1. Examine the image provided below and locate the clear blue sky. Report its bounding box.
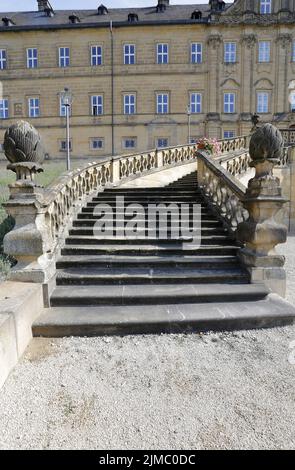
[0,0,205,13]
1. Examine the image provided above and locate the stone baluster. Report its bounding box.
[237,123,288,296]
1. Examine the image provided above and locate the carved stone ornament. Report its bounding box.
[207,34,222,49]
[241,34,257,49]
[3,120,45,183]
[237,124,287,273]
[276,33,292,49]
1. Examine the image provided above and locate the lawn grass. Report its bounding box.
[0,158,89,280]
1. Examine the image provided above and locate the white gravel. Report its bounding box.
[0,239,295,450]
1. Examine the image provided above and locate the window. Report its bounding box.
[224,93,235,113]
[191,43,202,64]
[27,48,38,68]
[91,45,102,66]
[258,41,270,62]
[223,130,235,139]
[292,42,295,62]
[157,138,169,148]
[59,47,70,67]
[124,44,135,65]
[91,95,103,116]
[260,0,271,14]
[0,49,7,70]
[123,138,137,149]
[224,42,236,63]
[90,138,104,150]
[157,43,169,64]
[156,93,169,114]
[190,93,202,113]
[60,140,72,151]
[28,98,39,117]
[124,94,136,114]
[0,99,8,119]
[257,92,269,113]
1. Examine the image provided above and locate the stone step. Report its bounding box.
[61,244,239,256]
[72,218,222,227]
[92,195,201,201]
[56,266,248,285]
[56,254,240,269]
[85,201,205,208]
[64,235,233,246]
[81,206,210,213]
[69,227,227,236]
[33,294,295,337]
[50,283,269,307]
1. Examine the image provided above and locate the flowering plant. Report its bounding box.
[196,137,221,156]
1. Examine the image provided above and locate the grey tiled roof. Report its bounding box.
[0,4,232,30]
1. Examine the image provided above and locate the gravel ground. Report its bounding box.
[0,240,295,450]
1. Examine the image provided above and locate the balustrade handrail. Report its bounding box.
[196,149,248,234]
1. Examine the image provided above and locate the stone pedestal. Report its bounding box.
[237,124,288,297]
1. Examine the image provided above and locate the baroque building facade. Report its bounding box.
[0,0,295,158]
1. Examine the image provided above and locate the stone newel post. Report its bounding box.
[3,121,55,283]
[237,124,288,296]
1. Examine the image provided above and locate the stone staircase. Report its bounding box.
[33,172,294,336]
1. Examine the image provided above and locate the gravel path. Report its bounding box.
[0,239,295,450]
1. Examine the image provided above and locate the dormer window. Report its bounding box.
[128,13,139,23]
[2,17,15,27]
[69,14,80,24]
[260,0,272,14]
[97,4,108,15]
[191,10,202,20]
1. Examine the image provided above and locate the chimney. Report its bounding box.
[157,0,170,6]
[37,0,51,11]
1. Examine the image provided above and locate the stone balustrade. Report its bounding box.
[197,152,248,234]
[280,128,295,145]
[1,131,267,285]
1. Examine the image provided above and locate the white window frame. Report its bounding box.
[91,45,102,66]
[60,139,72,152]
[28,97,40,117]
[123,94,136,114]
[0,99,8,119]
[156,93,169,114]
[224,42,236,63]
[0,49,7,70]
[27,48,38,68]
[258,41,271,63]
[190,93,202,114]
[223,130,235,139]
[59,47,70,68]
[191,43,202,64]
[124,44,136,65]
[260,0,271,14]
[257,92,269,113]
[90,138,104,150]
[156,138,169,148]
[157,43,169,64]
[91,95,103,116]
[224,93,235,113]
[123,137,137,149]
